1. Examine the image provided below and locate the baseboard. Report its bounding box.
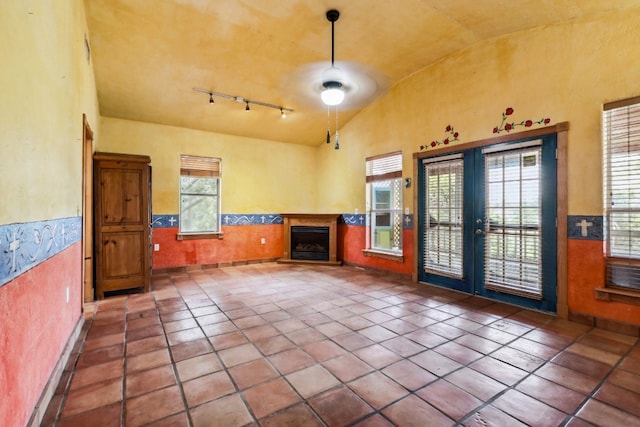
[569,310,640,337]
[27,315,85,427]
[342,261,412,281]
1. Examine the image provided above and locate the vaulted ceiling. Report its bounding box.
[84,0,640,146]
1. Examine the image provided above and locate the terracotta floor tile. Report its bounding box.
[259,403,324,427]
[402,329,449,348]
[58,402,121,427]
[578,333,633,355]
[522,328,574,349]
[217,342,263,368]
[269,348,316,375]
[209,331,249,350]
[315,321,352,337]
[322,353,375,382]
[127,348,172,373]
[472,325,518,345]
[228,358,279,390]
[348,371,408,409]
[463,405,529,427]
[536,363,601,394]
[382,395,453,427]
[491,346,545,372]
[286,364,340,398]
[126,364,176,398]
[286,327,327,346]
[190,393,253,427]
[516,374,586,413]
[149,411,190,427]
[83,332,124,352]
[354,344,403,369]
[508,337,561,361]
[444,367,506,400]
[175,353,223,382]
[577,398,640,426]
[332,331,375,351]
[302,339,346,361]
[242,324,280,341]
[183,370,236,407]
[453,333,502,354]
[607,369,640,394]
[410,350,462,377]
[126,324,164,342]
[434,341,483,365]
[551,351,612,379]
[253,334,296,356]
[76,344,124,369]
[352,414,395,427]
[242,378,301,419]
[417,379,483,420]
[61,378,122,418]
[382,359,437,391]
[492,389,566,426]
[361,310,395,324]
[425,322,466,340]
[566,342,623,366]
[159,309,192,322]
[169,338,213,363]
[595,382,640,417]
[619,355,640,375]
[163,318,199,334]
[69,359,123,390]
[167,327,206,346]
[196,311,228,326]
[469,356,528,386]
[309,386,374,426]
[234,314,267,329]
[125,335,167,357]
[358,325,399,342]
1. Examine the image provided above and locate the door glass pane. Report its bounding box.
[423,158,464,277]
[484,147,542,298]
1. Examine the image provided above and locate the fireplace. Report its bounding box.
[291,226,330,261]
[279,214,341,265]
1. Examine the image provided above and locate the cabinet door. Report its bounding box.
[94,154,150,299]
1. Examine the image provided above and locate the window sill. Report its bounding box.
[176,232,224,241]
[595,287,640,306]
[362,249,403,262]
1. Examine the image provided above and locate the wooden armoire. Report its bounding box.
[93,152,151,299]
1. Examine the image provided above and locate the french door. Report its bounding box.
[418,135,557,312]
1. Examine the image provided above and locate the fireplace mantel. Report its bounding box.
[278,214,342,266]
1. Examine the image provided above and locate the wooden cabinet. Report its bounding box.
[93,152,151,299]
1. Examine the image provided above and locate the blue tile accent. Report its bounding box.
[223,214,283,226]
[567,215,603,240]
[340,214,414,229]
[152,214,179,228]
[0,217,82,287]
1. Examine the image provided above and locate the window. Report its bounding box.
[366,151,403,254]
[603,96,640,291]
[179,155,221,234]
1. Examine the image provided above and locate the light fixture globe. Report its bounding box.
[321,81,345,105]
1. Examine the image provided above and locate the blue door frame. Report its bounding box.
[418,134,557,313]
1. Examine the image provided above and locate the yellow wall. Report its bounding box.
[0,0,99,224]
[98,117,318,214]
[317,9,640,216]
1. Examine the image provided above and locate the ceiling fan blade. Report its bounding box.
[282,60,389,111]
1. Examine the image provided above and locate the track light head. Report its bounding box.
[280,108,286,119]
[245,101,250,111]
[209,93,214,104]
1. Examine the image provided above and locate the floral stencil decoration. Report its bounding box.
[420,125,460,150]
[493,107,550,134]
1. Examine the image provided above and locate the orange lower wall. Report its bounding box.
[0,243,82,426]
[152,225,284,269]
[338,225,414,276]
[567,238,640,326]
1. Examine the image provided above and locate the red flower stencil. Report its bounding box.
[420,125,460,150]
[493,107,550,134]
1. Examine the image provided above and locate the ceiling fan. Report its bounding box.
[284,9,389,111]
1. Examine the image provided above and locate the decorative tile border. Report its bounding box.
[0,217,82,287]
[153,213,415,229]
[341,214,414,230]
[567,215,603,240]
[152,214,284,228]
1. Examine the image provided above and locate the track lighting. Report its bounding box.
[193,88,293,116]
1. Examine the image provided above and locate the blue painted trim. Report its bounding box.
[341,214,414,229]
[567,215,603,240]
[0,217,82,287]
[152,214,284,228]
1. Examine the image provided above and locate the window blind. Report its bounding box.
[180,155,221,177]
[366,151,402,182]
[603,97,640,290]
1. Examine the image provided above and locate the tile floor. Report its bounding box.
[42,263,640,426]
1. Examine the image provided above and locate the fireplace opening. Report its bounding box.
[291,226,330,261]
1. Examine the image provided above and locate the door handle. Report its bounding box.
[475,229,485,235]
